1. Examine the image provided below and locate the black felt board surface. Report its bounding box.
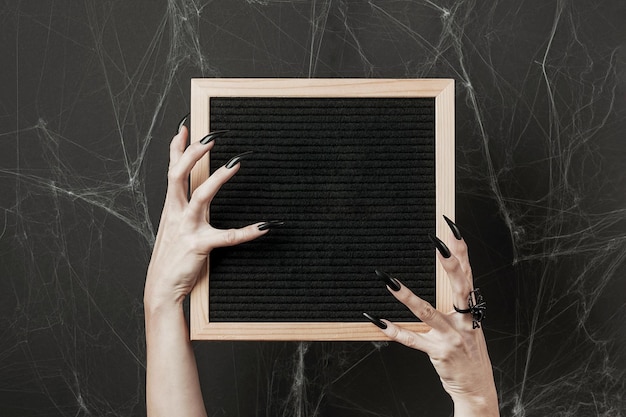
[208,97,436,322]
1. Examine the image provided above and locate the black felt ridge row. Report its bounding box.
[208,97,437,322]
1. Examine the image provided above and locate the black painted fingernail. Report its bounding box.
[428,234,451,258]
[200,130,229,145]
[258,220,285,231]
[177,113,190,134]
[443,215,462,240]
[225,151,254,169]
[363,312,387,329]
[375,269,401,291]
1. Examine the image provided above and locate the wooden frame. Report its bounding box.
[189,78,454,341]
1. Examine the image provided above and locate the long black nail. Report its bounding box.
[443,215,462,240]
[428,234,451,258]
[258,220,285,231]
[363,313,387,329]
[177,113,190,134]
[375,269,401,291]
[225,151,253,169]
[200,130,229,145]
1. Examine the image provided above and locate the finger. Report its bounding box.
[202,223,269,251]
[169,127,187,167]
[442,216,470,273]
[187,164,239,221]
[167,138,215,206]
[390,283,450,330]
[438,251,474,310]
[169,138,215,185]
[164,129,191,209]
[447,232,471,274]
[378,320,432,353]
[174,129,230,173]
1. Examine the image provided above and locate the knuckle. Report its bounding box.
[388,326,418,348]
[387,326,401,340]
[417,303,437,322]
[435,335,460,359]
[213,167,233,185]
[188,235,206,253]
[178,230,204,253]
[448,332,464,350]
[167,165,186,183]
[398,291,438,323]
[223,229,239,246]
[399,332,419,348]
[191,185,210,204]
[396,289,417,306]
[447,258,463,275]
[457,240,469,256]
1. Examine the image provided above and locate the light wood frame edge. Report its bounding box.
[189,78,455,341]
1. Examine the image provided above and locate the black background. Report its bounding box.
[1,1,625,416]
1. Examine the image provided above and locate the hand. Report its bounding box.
[367,220,499,417]
[144,126,272,417]
[144,126,268,309]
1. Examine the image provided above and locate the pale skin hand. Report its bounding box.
[144,126,268,417]
[377,232,500,417]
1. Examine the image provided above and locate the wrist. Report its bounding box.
[450,389,499,417]
[143,286,185,317]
